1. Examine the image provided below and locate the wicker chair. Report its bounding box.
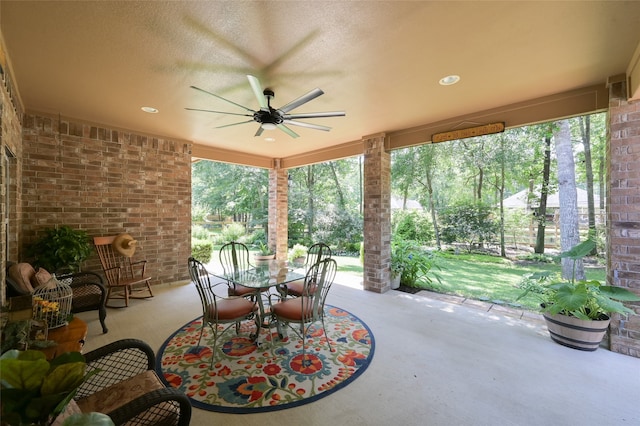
[74,338,191,426]
[5,262,108,333]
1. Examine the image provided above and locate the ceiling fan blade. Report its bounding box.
[190,86,255,113]
[283,111,346,119]
[283,120,331,132]
[278,88,324,114]
[255,126,264,137]
[185,108,253,117]
[215,119,255,129]
[247,75,269,111]
[277,123,300,138]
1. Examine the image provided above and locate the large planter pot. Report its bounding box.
[542,312,610,352]
[390,274,401,290]
[254,254,275,265]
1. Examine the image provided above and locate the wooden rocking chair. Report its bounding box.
[94,234,153,308]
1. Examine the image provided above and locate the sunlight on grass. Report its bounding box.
[332,253,606,312]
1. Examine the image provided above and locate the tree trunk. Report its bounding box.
[305,165,315,240]
[554,120,585,280]
[328,162,346,209]
[578,116,597,251]
[534,135,552,254]
[498,136,506,257]
[425,168,441,249]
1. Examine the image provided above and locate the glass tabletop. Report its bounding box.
[211,259,305,289]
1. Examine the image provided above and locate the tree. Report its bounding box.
[554,119,584,280]
[576,115,597,249]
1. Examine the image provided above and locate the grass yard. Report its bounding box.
[331,251,606,312]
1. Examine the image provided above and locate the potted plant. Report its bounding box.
[28,226,93,274]
[0,349,97,425]
[253,241,275,264]
[390,243,404,289]
[391,240,440,288]
[288,243,308,265]
[518,239,640,351]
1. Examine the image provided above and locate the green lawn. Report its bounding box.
[331,252,606,312]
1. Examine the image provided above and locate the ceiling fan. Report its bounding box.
[186,75,345,138]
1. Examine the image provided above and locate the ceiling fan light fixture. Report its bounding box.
[439,75,460,86]
[261,122,277,130]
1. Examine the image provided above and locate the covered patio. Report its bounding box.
[2,0,640,363]
[76,276,640,425]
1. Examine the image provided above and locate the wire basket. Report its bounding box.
[32,276,73,328]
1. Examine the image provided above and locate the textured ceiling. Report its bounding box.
[2,1,640,164]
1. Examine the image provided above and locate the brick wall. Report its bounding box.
[607,81,640,357]
[1,58,24,307]
[19,113,192,285]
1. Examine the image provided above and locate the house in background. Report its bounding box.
[502,188,603,248]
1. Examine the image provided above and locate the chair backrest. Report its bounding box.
[189,257,227,323]
[93,235,140,285]
[301,258,337,322]
[219,241,251,274]
[305,243,332,269]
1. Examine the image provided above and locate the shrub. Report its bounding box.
[392,210,434,244]
[191,224,211,240]
[221,222,246,242]
[440,201,498,250]
[288,244,308,262]
[191,239,213,263]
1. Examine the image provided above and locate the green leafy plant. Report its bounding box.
[288,243,308,262]
[0,350,97,425]
[191,239,213,264]
[28,226,92,273]
[256,241,274,256]
[391,240,440,287]
[517,239,640,320]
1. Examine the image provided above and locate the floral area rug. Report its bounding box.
[156,305,375,413]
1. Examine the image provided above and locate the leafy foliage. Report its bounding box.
[288,244,308,262]
[440,201,498,250]
[220,223,246,243]
[391,210,434,243]
[517,240,640,319]
[191,239,213,264]
[28,226,92,273]
[0,350,96,425]
[390,240,440,287]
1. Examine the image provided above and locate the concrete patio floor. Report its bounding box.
[77,272,640,426]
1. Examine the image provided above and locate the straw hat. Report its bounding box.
[112,233,138,258]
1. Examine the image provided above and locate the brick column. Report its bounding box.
[363,133,391,293]
[607,77,640,358]
[268,164,288,260]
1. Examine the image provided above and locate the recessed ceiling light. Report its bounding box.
[264,137,276,142]
[141,106,159,113]
[439,75,460,86]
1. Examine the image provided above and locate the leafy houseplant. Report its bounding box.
[518,239,640,350]
[288,243,308,263]
[0,349,95,425]
[253,241,275,264]
[391,240,440,288]
[28,226,93,274]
